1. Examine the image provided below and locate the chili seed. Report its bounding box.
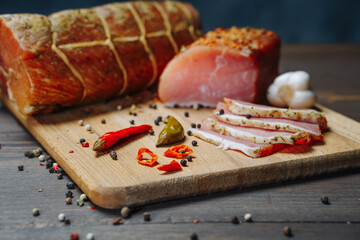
[66,182,75,189]
[32,208,40,216]
[18,165,24,171]
[191,123,196,128]
[64,219,71,225]
[130,120,135,125]
[154,119,160,125]
[244,213,252,222]
[78,120,84,126]
[101,118,106,124]
[65,197,72,205]
[70,232,79,240]
[191,140,198,146]
[190,233,199,240]
[180,159,187,166]
[321,196,330,205]
[57,173,63,180]
[179,149,185,153]
[231,215,239,224]
[121,206,131,218]
[143,212,151,221]
[86,233,95,240]
[149,130,155,135]
[112,218,123,225]
[85,124,92,131]
[283,226,292,237]
[187,130,192,136]
[110,151,117,160]
[246,114,252,119]
[58,213,66,222]
[219,109,225,115]
[79,138,86,144]
[187,155,192,161]
[66,190,73,198]
[196,124,201,128]
[184,112,189,117]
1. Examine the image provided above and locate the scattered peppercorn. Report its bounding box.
[321,196,330,205]
[18,165,24,171]
[149,103,157,109]
[46,161,53,169]
[149,129,155,135]
[78,120,84,126]
[184,112,189,117]
[49,167,55,173]
[174,104,179,108]
[117,105,122,110]
[57,173,63,180]
[283,226,292,237]
[190,233,199,240]
[69,150,74,153]
[154,119,160,125]
[231,215,239,224]
[110,151,117,160]
[101,119,106,124]
[82,142,89,147]
[143,212,151,221]
[64,219,71,225]
[79,138,86,144]
[80,194,88,201]
[191,140,198,146]
[58,213,66,222]
[57,168,63,174]
[179,149,185,153]
[219,109,225,115]
[180,159,187,166]
[130,120,135,125]
[196,124,201,128]
[66,190,73,198]
[112,218,123,225]
[191,123,196,128]
[187,130,192,136]
[32,148,42,157]
[133,112,137,116]
[38,154,45,162]
[121,206,131,218]
[86,233,95,240]
[244,213,252,222]
[24,151,32,157]
[157,116,163,122]
[77,198,84,207]
[38,188,43,192]
[32,208,40,216]
[187,155,193,162]
[66,182,75,189]
[65,197,72,205]
[70,232,79,240]
[85,124,92,131]
[246,114,252,119]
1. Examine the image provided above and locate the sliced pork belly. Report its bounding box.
[206,117,313,145]
[224,98,328,131]
[215,102,323,141]
[158,27,280,107]
[191,123,285,158]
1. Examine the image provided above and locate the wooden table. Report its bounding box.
[0,45,359,239]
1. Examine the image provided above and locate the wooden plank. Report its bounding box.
[1,92,360,209]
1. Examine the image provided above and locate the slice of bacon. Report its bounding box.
[206,117,313,145]
[215,102,323,141]
[190,123,285,158]
[224,98,328,131]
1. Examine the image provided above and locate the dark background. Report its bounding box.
[1,0,359,44]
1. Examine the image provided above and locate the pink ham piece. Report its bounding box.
[206,117,313,145]
[224,98,328,131]
[158,27,280,108]
[215,102,323,141]
[191,121,285,158]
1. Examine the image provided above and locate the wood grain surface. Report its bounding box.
[0,44,359,239]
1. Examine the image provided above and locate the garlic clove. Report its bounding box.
[288,90,316,109]
[267,83,287,107]
[273,72,292,85]
[288,71,310,91]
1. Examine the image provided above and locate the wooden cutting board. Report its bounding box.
[1,93,360,209]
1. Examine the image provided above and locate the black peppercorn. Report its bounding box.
[101,119,106,124]
[66,182,75,189]
[110,151,117,160]
[57,168,63,174]
[24,151,31,157]
[64,219,71,225]
[180,159,187,166]
[219,109,225,115]
[79,138,86,144]
[196,124,201,128]
[157,116,162,122]
[154,119,160,125]
[130,120,135,125]
[191,123,196,128]
[18,165,24,171]
[231,215,239,224]
[46,161,53,169]
[191,140,198,146]
[49,167,55,173]
[174,104,179,108]
[143,212,151,221]
[187,155,192,161]
[57,173,63,180]
[184,112,189,117]
[187,130,192,136]
[133,113,137,116]
[321,196,330,205]
[246,114,252,119]
[149,130,155,135]
[179,149,185,153]
[283,226,292,236]
[190,233,198,240]
[65,190,73,198]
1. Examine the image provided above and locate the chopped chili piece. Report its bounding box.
[137,148,158,166]
[157,160,182,172]
[93,125,152,152]
[164,144,194,158]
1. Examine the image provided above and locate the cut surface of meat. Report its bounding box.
[158,27,280,108]
[224,98,328,131]
[0,1,202,115]
[215,102,323,141]
[205,117,313,145]
[191,123,285,158]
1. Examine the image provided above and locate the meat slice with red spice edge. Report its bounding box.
[158,27,280,108]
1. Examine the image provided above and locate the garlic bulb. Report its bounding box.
[267,71,316,108]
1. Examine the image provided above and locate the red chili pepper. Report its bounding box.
[93,125,152,152]
[163,144,194,158]
[157,160,182,172]
[137,148,158,166]
[53,165,59,172]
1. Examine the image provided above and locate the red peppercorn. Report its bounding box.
[69,150,74,153]
[81,142,89,147]
[70,232,79,240]
[53,165,59,172]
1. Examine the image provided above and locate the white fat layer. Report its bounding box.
[216,113,318,135]
[190,128,260,158]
